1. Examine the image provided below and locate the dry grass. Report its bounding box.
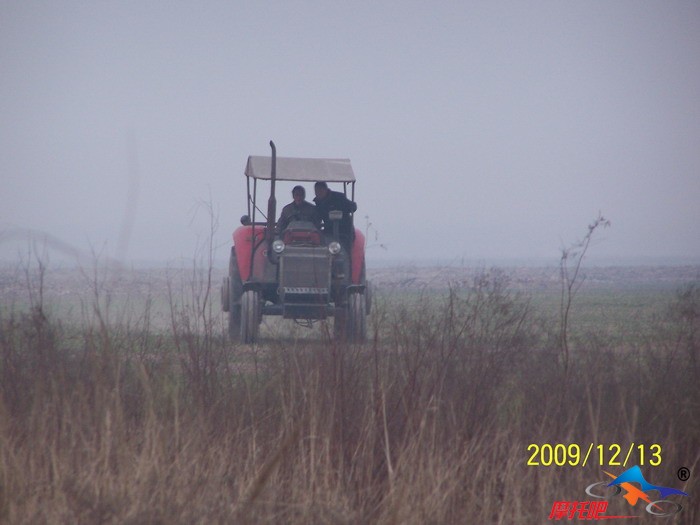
[0,266,698,524]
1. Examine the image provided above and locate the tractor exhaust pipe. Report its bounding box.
[266,140,277,243]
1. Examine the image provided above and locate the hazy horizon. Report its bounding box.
[2,2,699,266]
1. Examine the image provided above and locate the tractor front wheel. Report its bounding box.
[333,307,346,341]
[240,289,261,344]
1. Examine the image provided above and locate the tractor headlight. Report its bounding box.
[272,239,285,254]
[328,241,341,255]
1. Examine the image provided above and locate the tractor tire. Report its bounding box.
[221,277,230,312]
[228,282,242,341]
[359,260,372,314]
[227,247,243,341]
[347,291,367,343]
[240,289,260,344]
[333,307,347,341]
[365,280,373,315]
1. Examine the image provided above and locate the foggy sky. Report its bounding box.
[2,1,699,266]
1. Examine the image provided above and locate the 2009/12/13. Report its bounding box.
[527,443,662,467]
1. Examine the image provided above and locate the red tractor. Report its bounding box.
[221,141,370,343]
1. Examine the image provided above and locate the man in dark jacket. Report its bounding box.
[277,185,320,232]
[313,181,357,244]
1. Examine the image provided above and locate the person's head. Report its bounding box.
[314,181,329,200]
[292,185,305,204]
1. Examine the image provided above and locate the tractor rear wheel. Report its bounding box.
[240,289,260,344]
[222,276,230,312]
[346,291,366,343]
[365,280,373,314]
[227,247,243,341]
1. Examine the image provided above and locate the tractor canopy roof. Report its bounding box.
[245,156,355,183]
